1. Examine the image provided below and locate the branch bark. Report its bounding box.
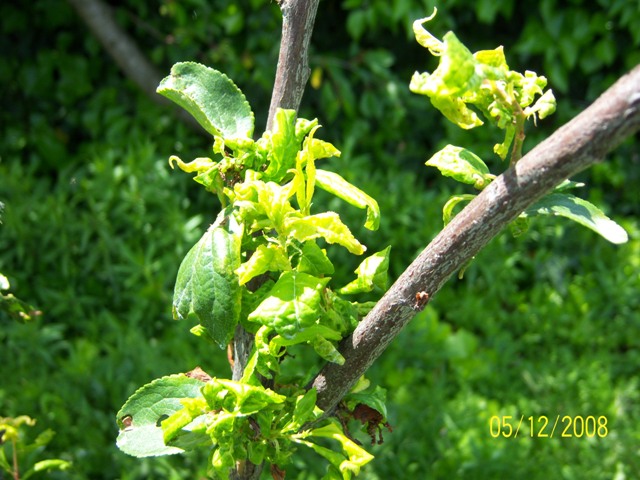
[231,1,319,478]
[311,64,640,414]
[266,0,320,131]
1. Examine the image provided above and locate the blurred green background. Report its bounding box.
[1,0,639,478]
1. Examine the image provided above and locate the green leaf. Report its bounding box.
[412,9,442,54]
[296,241,335,276]
[157,62,254,138]
[236,243,290,286]
[426,145,494,189]
[345,385,388,421]
[116,375,206,457]
[161,397,210,449]
[288,389,319,432]
[262,109,300,182]
[173,209,243,349]
[22,460,72,480]
[442,194,476,225]
[201,379,286,415]
[410,32,482,129]
[248,271,330,339]
[316,169,380,231]
[338,246,391,295]
[293,125,341,215]
[525,193,628,244]
[295,421,374,477]
[286,212,366,255]
[312,335,345,365]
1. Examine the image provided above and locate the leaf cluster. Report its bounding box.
[117,62,391,478]
[410,10,627,249]
[0,415,71,479]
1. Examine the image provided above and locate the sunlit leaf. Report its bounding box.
[285,212,366,255]
[262,109,300,182]
[426,145,494,190]
[316,169,380,231]
[442,194,476,225]
[116,375,206,457]
[296,241,335,276]
[339,247,391,295]
[525,193,628,244]
[236,243,290,286]
[248,271,330,339]
[157,62,254,138]
[412,8,442,54]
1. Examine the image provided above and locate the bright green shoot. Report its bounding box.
[411,9,627,245]
[116,62,390,479]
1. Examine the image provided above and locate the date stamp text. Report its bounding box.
[489,415,608,438]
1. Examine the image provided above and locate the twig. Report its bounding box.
[266,0,320,131]
[230,1,320,478]
[311,64,640,414]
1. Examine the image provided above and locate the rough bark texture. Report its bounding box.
[311,64,640,414]
[266,0,320,131]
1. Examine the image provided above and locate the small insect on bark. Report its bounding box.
[414,291,430,310]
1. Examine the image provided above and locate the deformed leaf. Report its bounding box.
[201,378,286,415]
[295,421,374,476]
[442,194,476,225]
[316,169,380,231]
[116,375,206,457]
[285,212,366,255]
[339,246,391,295]
[344,385,388,421]
[262,109,300,182]
[296,241,335,276]
[248,271,330,339]
[157,62,254,139]
[426,145,494,189]
[312,335,345,365]
[281,389,318,433]
[525,193,628,244]
[173,209,243,349]
[412,8,442,54]
[236,243,290,286]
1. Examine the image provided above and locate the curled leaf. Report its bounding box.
[338,247,391,295]
[316,169,380,231]
[525,193,628,244]
[248,271,330,339]
[426,145,494,190]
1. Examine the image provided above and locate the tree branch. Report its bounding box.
[311,64,640,414]
[230,1,319,478]
[66,0,202,132]
[266,0,320,131]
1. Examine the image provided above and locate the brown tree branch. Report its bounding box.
[266,0,320,131]
[230,1,320,478]
[311,64,640,414]
[66,0,202,132]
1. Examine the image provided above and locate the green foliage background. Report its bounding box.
[1,0,638,478]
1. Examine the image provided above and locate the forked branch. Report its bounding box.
[311,64,640,414]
